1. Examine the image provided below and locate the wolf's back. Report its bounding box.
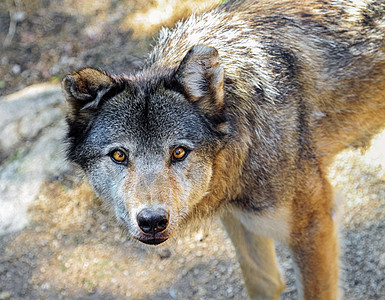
[148,0,385,163]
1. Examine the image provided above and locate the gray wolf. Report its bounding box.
[62,0,385,298]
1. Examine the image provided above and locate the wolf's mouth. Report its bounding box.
[134,228,170,245]
[135,235,169,245]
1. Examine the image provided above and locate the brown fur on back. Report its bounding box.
[149,0,385,165]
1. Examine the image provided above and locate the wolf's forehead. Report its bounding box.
[97,90,204,146]
[114,91,192,130]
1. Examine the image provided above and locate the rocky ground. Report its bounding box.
[0,1,384,299]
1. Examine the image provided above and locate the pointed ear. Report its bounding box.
[62,68,116,112]
[174,45,224,115]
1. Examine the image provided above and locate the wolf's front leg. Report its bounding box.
[289,177,341,300]
[221,213,285,300]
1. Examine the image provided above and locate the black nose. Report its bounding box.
[137,208,169,234]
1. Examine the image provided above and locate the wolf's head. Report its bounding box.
[62,45,229,245]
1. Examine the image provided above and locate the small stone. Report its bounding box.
[12,64,21,74]
[0,292,11,300]
[158,248,171,259]
[169,289,177,299]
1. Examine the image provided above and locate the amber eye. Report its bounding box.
[110,150,127,164]
[172,147,188,161]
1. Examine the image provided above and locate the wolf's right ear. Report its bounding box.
[62,68,117,115]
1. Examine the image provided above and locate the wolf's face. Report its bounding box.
[63,46,228,244]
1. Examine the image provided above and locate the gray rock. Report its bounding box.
[0,84,71,235]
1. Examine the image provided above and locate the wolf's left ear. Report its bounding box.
[62,68,116,113]
[174,45,224,115]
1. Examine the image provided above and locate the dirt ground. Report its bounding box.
[0,1,384,299]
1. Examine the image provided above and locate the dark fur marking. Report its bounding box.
[362,3,385,28]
